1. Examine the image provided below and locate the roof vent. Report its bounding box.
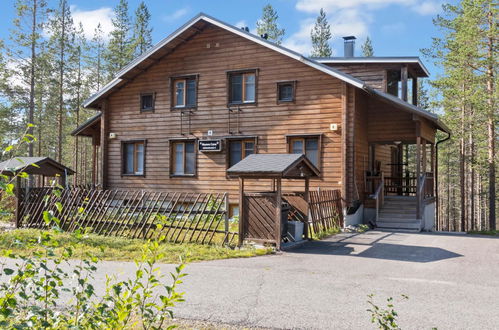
[343,36,356,57]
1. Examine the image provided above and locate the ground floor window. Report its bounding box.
[287,135,320,168]
[122,140,145,175]
[227,138,256,167]
[170,140,196,176]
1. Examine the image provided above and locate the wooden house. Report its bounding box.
[73,13,450,231]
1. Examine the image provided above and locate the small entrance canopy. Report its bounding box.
[0,157,75,184]
[227,154,319,250]
[227,153,320,179]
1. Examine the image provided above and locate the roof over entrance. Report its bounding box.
[227,154,320,179]
[71,112,101,137]
[0,157,75,177]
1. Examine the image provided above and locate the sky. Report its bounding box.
[0,0,457,78]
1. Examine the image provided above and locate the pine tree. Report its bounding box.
[131,1,153,56]
[361,36,374,57]
[47,0,76,163]
[106,0,133,78]
[256,4,285,45]
[9,0,48,157]
[310,8,332,57]
[89,23,106,91]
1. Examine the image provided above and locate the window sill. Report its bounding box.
[228,101,257,107]
[277,99,295,104]
[121,173,145,177]
[171,106,197,111]
[170,174,197,178]
[140,108,154,113]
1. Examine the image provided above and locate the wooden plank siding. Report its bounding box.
[104,25,345,200]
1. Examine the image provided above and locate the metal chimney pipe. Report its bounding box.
[343,36,356,57]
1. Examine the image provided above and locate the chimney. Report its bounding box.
[343,36,356,57]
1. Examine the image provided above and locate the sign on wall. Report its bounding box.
[198,139,222,152]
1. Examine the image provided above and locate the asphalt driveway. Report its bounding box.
[4,231,499,329]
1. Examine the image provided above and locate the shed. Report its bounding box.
[0,157,75,185]
[227,154,319,249]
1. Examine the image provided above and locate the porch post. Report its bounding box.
[238,177,245,247]
[416,136,422,219]
[412,76,418,106]
[401,65,408,102]
[422,139,427,174]
[275,177,282,250]
[15,176,21,228]
[304,177,310,240]
[100,100,109,190]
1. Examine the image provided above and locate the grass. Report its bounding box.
[0,229,273,263]
[311,226,341,240]
[468,230,499,236]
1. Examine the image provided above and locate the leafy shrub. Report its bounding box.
[367,293,408,330]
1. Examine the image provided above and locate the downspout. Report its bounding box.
[435,130,451,230]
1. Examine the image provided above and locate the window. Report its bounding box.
[140,93,155,112]
[228,139,256,167]
[172,76,197,109]
[288,136,320,168]
[277,81,296,103]
[228,70,257,104]
[122,141,145,175]
[170,140,196,176]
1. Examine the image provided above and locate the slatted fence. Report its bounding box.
[308,189,343,234]
[17,187,237,246]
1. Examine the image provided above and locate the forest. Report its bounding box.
[0,0,496,231]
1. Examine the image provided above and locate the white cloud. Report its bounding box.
[381,22,406,34]
[71,6,114,40]
[283,9,370,56]
[163,8,189,22]
[411,1,443,15]
[295,0,443,15]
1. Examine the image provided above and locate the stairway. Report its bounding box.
[376,196,422,232]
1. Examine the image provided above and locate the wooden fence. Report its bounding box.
[308,189,344,234]
[17,187,237,246]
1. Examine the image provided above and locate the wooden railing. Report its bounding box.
[384,174,417,196]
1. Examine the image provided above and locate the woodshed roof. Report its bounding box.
[0,157,75,176]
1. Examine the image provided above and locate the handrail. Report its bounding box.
[416,173,427,219]
[369,173,384,223]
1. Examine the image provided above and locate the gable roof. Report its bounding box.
[71,112,101,136]
[82,12,448,133]
[227,154,320,178]
[0,157,75,176]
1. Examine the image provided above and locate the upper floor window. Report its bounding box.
[140,93,155,112]
[172,76,197,109]
[277,81,296,103]
[170,140,196,176]
[228,70,257,104]
[122,140,145,176]
[287,135,320,168]
[228,138,256,167]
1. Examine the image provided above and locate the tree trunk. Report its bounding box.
[486,8,496,230]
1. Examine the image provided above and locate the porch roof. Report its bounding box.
[0,157,75,177]
[227,154,320,179]
[71,112,101,137]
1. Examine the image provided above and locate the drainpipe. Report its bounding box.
[435,130,451,230]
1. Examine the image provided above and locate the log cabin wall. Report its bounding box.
[353,89,369,201]
[104,24,345,201]
[367,98,417,143]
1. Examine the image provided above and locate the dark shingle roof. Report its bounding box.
[227,154,319,178]
[0,157,75,176]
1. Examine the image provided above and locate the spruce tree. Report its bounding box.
[256,4,285,44]
[106,0,133,78]
[361,36,374,57]
[310,8,332,57]
[131,1,153,56]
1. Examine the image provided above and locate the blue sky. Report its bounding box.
[0,0,456,77]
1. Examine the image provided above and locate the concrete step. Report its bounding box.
[378,216,419,222]
[380,208,417,214]
[377,220,422,231]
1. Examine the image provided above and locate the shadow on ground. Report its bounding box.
[290,232,463,263]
